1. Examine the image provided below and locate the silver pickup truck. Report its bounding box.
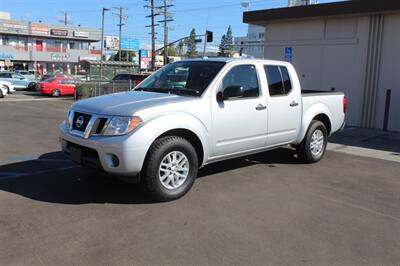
[60,58,346,201]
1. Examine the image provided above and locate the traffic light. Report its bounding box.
[206,31,213,43]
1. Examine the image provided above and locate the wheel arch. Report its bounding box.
[155,128,205,166]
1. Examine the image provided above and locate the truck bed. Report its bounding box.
[301,89,345,97]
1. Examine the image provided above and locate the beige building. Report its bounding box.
[244,0,400,131]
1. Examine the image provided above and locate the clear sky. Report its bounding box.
[1,0,343,49]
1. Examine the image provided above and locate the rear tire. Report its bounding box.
[51,89,61,97]
[297,120,328,163]
[28,83,36,91]
[141,136,198,202]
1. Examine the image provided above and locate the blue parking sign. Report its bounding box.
[285,47,292,62]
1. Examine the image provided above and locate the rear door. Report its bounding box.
[264,65,301,146]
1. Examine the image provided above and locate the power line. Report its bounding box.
[113,6,128,61]
[157,0,174,65]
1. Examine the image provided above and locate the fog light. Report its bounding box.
[111,154,119,167]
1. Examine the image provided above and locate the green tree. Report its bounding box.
[218,26,234,57]
[225,26,234,57]
[112,50,137,62]
[218,34,227,57]
[186,28,198,58]
[177,41,184,56]
[160,44,177,56]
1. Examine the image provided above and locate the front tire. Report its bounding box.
[51,89,61,97]
[297,120,328,163]
[142,136,198,202]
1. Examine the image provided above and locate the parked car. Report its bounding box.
[60,58,346,201]
[14,70,36,80]
[0,80,15,94]
[38,77,76,97]
[0,83,8,98]
[0,71,37,91]
[39,73,70,82]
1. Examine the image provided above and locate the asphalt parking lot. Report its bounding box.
[1,94,400,265]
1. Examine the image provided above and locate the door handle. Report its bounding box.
[256,104,267,111]
[290,101,299,107]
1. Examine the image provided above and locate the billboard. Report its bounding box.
[31,23,49,35]
[105,36,119,50]
[121,38,140,50]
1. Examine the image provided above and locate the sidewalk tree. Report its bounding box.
[186,28,198,58]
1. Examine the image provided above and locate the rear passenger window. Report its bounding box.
[264,65,292,96]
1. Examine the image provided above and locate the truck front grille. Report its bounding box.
[72,112,92,132]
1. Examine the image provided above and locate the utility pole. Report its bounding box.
[100,7,109,80]
[64,12,68,26]
[145,0,159,71]
[113,7,128,61]
[158,0,174,66]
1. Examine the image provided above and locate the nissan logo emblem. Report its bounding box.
[76,116,85,128]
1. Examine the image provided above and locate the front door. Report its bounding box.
[211,64,268,157]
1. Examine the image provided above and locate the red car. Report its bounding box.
[38,77,76,97]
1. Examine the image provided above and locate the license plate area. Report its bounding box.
[69,145,82,163]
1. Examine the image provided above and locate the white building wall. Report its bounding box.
[261,14,400,131]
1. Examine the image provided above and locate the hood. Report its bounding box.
[71,91,195,116]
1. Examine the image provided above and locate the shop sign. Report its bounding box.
[73,31,89,38]
[31,23,49,35]
[79,56,98,61]
[0,22,29,34]
[121,38,140,51]
[51,53,71,62]
[51,29,68,36]
[0,53,14,59]
[105,36,119,50]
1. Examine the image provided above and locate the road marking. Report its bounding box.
[0,165,79,180]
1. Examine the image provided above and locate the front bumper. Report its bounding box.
[59,122,152,177]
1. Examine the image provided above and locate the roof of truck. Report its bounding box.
[179,57,290,65]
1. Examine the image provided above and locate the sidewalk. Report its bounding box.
[328,127,400,163]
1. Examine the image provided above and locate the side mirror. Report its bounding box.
[20,78,24,80]
[222,85,244,100]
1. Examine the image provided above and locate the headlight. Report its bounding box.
[103,116,142,136]
[66,109,72,129]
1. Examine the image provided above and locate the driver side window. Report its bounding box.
[222,65,260,99]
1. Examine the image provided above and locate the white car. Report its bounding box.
[0,83,8,98]
[0,80,15,94]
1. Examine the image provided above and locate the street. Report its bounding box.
[1,95,400,265]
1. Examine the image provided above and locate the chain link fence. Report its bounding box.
[75,80,134,100]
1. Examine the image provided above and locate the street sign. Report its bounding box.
[285,47,292,62]
[195,39,202,43]
[121,38,140,50]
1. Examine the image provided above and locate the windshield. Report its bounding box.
[136,61,225,96]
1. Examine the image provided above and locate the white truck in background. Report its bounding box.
[60,58,346,201]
